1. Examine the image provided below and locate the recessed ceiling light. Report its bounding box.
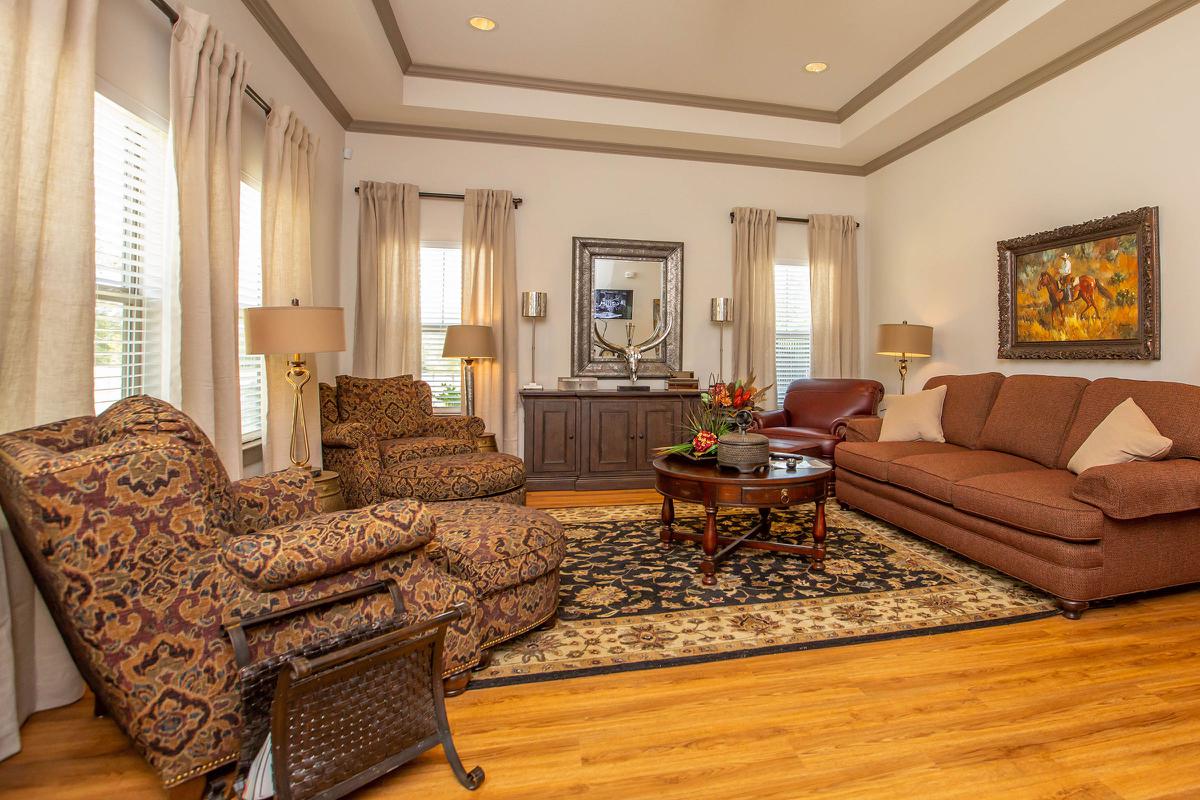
[468,16,497,31]
[805,62,829,73]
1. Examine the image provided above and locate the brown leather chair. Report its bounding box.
[754,378,884,460]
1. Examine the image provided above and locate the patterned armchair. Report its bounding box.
[0,396,480,794]
[320,374,485,508]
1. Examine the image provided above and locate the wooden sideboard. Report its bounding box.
[521,389,701,490]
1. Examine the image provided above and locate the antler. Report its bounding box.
[632,318,672,353]
[593,321,627,354]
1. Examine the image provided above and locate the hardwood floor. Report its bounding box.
[2,490,1198,799]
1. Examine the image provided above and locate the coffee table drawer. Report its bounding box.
[658,476,705,502]
[741,484,819,506]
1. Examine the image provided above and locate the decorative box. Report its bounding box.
[557,377,599,391]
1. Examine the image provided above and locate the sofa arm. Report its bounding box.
[842,416,883,443]
[322,421,376,450]
[417,414,485,441]
[1072,459,1200,520]
[221,499,433,592]
[231,468,319,535]
[753,409,788,430]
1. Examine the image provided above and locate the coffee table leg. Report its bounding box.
[660,496,675,547]
[758,507,772,537]
[811,498,827,572]
[700,505,718,585]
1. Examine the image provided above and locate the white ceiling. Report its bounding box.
[267,0,1189,172]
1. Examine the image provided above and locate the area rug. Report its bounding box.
[471,503,1056,688]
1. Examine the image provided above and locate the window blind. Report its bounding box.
[238,182,265,442]
[93,93,169,414]
[419,245,463,411]
[774,263,812,405]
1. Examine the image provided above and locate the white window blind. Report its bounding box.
[419,245,463,412]
[238,182,265,442]
[93,93,169,414]
[774,262,812,405]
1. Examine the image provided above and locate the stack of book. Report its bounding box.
[666,372,699,391]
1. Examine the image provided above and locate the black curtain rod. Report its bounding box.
[148,0,272,115]
[728,211,860,228]
[353,187,523,208]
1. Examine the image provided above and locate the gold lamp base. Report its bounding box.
[285,353,313,471]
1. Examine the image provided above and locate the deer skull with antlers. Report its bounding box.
[593,319,672,383]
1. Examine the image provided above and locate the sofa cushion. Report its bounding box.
[923,373,1005,448]
[427,501,565,596]
[1058,378,1200,467]
[380,436,477,469]
[335,374,419,438]
[1066,398,1172,474]
[888,450,1044,504]
[951,469,1104,541]
[835,440,966,482]
[879,385,946,442]
[976,375,1089,467]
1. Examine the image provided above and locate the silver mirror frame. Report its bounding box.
[571,236,683,378]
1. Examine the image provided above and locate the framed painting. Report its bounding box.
[998,206,1159,359]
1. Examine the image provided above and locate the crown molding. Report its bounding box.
[346,119,868,176]
[371,0,412,71]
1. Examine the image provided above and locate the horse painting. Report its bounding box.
[1036,269,1114,323]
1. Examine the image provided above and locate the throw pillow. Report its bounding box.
[1067,397,1172,475]
[878,384,948,443]
[335,374,419,438]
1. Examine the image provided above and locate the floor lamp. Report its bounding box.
[876,321,933,394]
[710,297,733,382]
[244,300,346,470]
[443,324,496,417]
[521,291,547,390]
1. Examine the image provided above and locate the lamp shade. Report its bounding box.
[521,291,547,318]
[443,324,496,359]
[876,321,933,357]
[244,305,346,355]
[710,297,733,323]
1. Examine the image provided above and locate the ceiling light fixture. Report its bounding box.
[805,62,829,73]
[468,16,497,31]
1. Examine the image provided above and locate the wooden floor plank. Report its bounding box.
[1,490,1198,799]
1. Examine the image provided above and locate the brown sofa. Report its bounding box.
[835,373,1200,618]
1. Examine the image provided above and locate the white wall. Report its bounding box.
[866,4,1200,395]
[338,135,868,393]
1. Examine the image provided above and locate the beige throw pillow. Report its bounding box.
[878,384,947,443]
[1067,397,1172,475]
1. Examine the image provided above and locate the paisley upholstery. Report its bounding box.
[335,374,419,438]
[477,570,560,648]
[0,396,481,790]
[379,453,526,503]
[380,436,476,468]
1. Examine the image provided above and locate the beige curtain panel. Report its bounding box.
[0,0,98,759]
[731,207,778,410]
[809,214,861,378]
[261,106,319,471]
[354,181,421,378]
[462,189,520,453]
[169,5,247,478]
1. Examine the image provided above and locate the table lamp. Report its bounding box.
[245,299,346,470]
[876,320,933,394]
[443,324,496,417]
[710,297,733,382]
[521,291,547,390]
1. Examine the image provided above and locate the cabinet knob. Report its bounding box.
[568,432,574,439]
[629,434,635,440]
[639,433,645,439]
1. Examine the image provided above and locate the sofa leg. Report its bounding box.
[443,669,472,697]
[92,692,107,718]
[1058,599,1090,620]
[837,500,853,512]
[164,775,206,800]
[471,649,493,672]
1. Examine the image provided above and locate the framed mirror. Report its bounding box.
[571,236,683,378]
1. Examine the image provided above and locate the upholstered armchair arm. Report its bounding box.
[1072,459,1200,520]
[753,409,789,430]
[230,468,319,535]
[320,421,381,508]
[417,414,485,441]
[322,421,376,449]
[220,499,433,592]
[843,416,883,443]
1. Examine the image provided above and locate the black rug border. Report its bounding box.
[469,607,1059,691]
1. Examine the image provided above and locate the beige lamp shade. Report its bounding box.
[244,305,346,355]
[443,324,496,359]
[876,321,933,357]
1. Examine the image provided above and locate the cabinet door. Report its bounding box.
[639,399,683,468]
[586,400,640,473]
[528,399,578,474]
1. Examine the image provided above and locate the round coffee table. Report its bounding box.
[652,452,833,585]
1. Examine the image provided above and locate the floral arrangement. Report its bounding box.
[655,374,773,459]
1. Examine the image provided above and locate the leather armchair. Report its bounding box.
[754,378,884,460]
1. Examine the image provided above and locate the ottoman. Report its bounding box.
[380,452,526,504]
[427,501,566,654]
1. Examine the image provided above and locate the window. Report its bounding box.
[238,182,265,442]
[93,93,170,414]
[774,262,812,406]
[419,245,463,412]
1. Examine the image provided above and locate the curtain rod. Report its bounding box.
[728,211,860,228]
[353,187,523,208]
[148,0,273,115]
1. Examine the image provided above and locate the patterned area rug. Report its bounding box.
[472,503,1056,688]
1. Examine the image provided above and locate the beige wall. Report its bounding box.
[866,4,1200,395]
[338,134,868,392]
